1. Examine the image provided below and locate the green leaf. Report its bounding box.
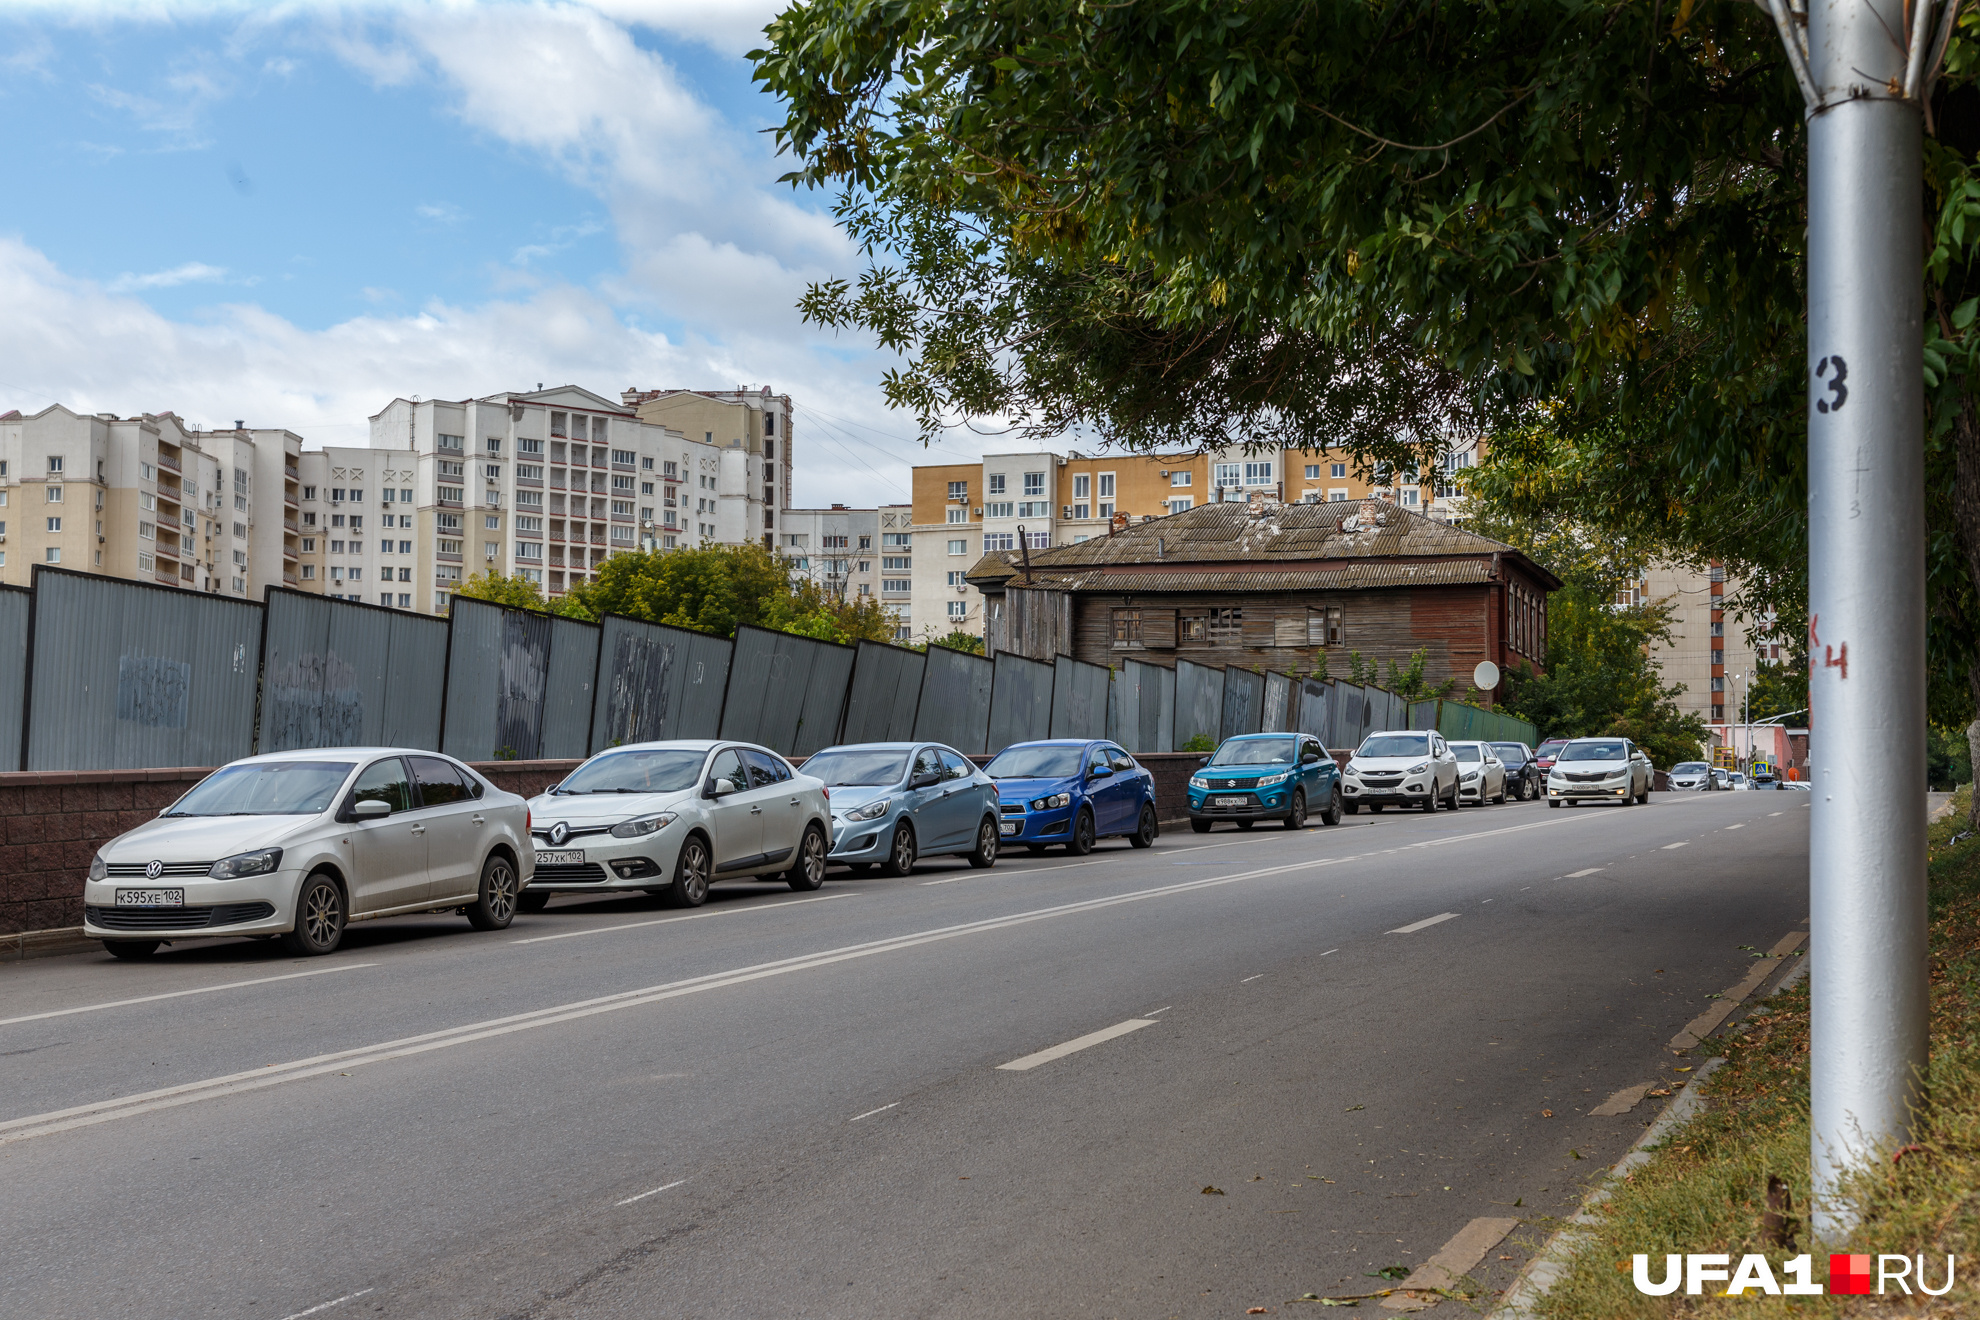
[1955,297,1979,330]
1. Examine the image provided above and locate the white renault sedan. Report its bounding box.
[83,749,533,960]
[523,740,831,909]
[1546,737,1654,806]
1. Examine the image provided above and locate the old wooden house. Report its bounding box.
[967,497,1559,701]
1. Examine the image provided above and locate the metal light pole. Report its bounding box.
[1765,0,1946,1236]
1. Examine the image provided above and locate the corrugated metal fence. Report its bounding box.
[4,566,1442,769]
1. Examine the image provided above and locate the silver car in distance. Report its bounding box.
[1546,737,1654,806]
[523,740,832,910]
[83,749,533,960]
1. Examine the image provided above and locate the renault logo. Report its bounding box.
[548,823,570,846]
[144,860,164,880]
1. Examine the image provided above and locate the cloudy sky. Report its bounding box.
[0,1,1028,506]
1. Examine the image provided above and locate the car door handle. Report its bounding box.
[788,797,800,806]
[410,825,426,836]
[471,814,485,826]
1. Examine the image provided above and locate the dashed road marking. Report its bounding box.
[510,893,851,944]
[1564,868,1604,878]
[1661,841,1689,850]
[278,1289,375,1320]
[997,1018,1157,1072]
[616,1179,686,1206]
[1388,913,1459,935]
[848,1103,898,1122]
[0,963,377,1028]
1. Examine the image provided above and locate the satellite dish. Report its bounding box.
[1473,661,1501,691]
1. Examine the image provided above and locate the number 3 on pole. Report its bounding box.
[1814,355,1849,413]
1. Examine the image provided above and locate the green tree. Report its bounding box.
[915,628,985,655]
[452,571,589,616]
[1382,648,1457,704]
[1746,657,1810,726]
[559,544,898,644]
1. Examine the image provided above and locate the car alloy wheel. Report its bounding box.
[666,836,711,907]
[1130,804,1158,848]
[1284,790,1306,829]
[281,873,345,956]
[1068,808,1096,854]
[467,854,518,930]
[969,818,1000,868]
[1321,785,1342,826]
[786,825,828,891]
[883,822,918,877]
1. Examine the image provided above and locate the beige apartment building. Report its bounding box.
[623,387,792,542]
[0,404,301,598]
[1636,561,1786,727]
[905,441,1483,640]
[777,504,915,640]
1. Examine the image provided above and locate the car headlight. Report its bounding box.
[1189,776,1209,790]
[1461,770,1479,782]
[1030,792,1072,810]
[843,798,891,822]
[208,848,282,879]
[1407,763,1429,775]
[1254,771,1290,788]
[88,855,107,882]
[610,811,677,838]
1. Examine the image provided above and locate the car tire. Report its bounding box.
[881,822,918,877]
[785,825,829,891]
[1548,799,1560,808]
[1284,791,1307,830]
[1446,780,1459,810]
[1129,804,1159,847]
[466,852,520,931]
[1422,787,1438,812]
[967,817,1000,868]
[1190,818,1213,833]
[1068,808,1097,854]
[1637,783,1651,804]
[660,834,712,908]
[280,872,346,957]
[103,939,160,960]
[1494,783,1507,804]
[518,889,551,914]
[1320,785,1342,826]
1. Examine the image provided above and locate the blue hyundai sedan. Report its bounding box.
[1187,732,1342,832]
[985,739,1158,854]
[802,742,1001,876]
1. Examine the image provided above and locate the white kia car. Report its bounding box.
[523,740,831,909]
[83,749,533,960]
[1449,740,1508,805]
[1341,730,1461,813]
[1546,737,1654,806]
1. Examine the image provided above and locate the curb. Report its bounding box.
[2,927,99,962]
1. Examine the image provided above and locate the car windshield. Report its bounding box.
[1560,741,1628,762]
[1490,744,1527,763]
[1209,737,1296,766]
[1357,734,1429,758]
[558,748,706,794]
[800,749,910,787]
[1673,762,1708,774]
[1538,740,1568,753]
[1452,744,1483,762]
[165,761,353,816]
[985,746,1086,779]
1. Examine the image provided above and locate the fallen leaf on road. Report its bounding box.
[1344,1104,1365,1112]
[1541,1109,1554,1118]
[1249,1308,1271,1314]
[1203,1185,1226,1196]
[1368,1266,1409,1281]
[1250,1174,1265,1181]
[1674,1066,1693,1073]
[1648,1088,1671,1098]
[1570,1150,1584,1160]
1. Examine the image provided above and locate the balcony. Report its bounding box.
[154,541,179,560]
[284,515,299,532]
[283,544,298,561]
[283,571,298,586]
[285,461,300,479]
[285,492,299,509]
[156,450,182,474]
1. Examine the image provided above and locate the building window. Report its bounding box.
[1097,472,1115,499]
[945,570,966,586]
[987,473,1006,495]
[1180,607,1242,642]
[301,564,315,580]
[882,579,912,594]
[45,517,60,532]
[948,538,969,555]
[1214,463,1241,489]
[983,533,1014,552]
[1711,676,1725,692]
[1022,472,1045,498]
[44,547,59,563]
[1167,498,1192,514]
[1304,464,1320,480]
[46,486,62,504]
[1308,605,1345,647]
[438,433,464,452]
[943,600,966,621]
[46,455,62,473]
[883,555,911,570]
[1401,489,1419,507]
[947,507,968,524]
[1329,489,1348,502]
[1017,501,1049,517]
[1330,463,1347,479]
[1024,531,1048,549]
[139,553,154,572]
[882,532,910,549]
[516,542,543,561]
[1112,609,1142,648]
[1244,461,1274,486]
[519,437,543,455]
[138,521,155,540]
[1072,503,1089,520]
[985,502,1014,519]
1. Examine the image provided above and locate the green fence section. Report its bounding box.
[1407,698,1538,747]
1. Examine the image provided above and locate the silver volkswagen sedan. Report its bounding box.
[83,749,533,960]
[523,740,831,909]
[801,741,1001,875]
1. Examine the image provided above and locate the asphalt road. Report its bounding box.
[0,789,1809,1320]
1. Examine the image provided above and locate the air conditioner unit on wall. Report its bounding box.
[974,507,984,517]
[1062,505,1073,517]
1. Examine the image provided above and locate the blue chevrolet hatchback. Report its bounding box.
[984,739,1159,854]
[1188,732,1342,832]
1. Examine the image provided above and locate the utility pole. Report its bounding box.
[1764,0,1947,1236]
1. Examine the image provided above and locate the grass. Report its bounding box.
[1531,785,1980,1317]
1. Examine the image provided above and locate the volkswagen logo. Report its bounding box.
[144,859,164,880]
[548,822,570,847]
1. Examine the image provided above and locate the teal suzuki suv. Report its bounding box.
[1187,732,1342,833]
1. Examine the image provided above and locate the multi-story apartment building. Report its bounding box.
[908,441,1485,640]
[0,404,301,597]
[295,445,419,605]
[1637,560,1784,726]
[622,386,791,543]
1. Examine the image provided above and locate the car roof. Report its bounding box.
[1225,731,1301,740]
[590,740,724,753]
[997,738,1105,748]
[812,742,927,752]
[233,747,433,764]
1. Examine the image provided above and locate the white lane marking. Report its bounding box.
[0,963,377,1028]
[1662,841,1690,850]
[1379,1218,1519,1310]
[1565,867,1604,878]
[1241,974,1264,983]
[0,853,1358,1144]
[1145,1006,1172,1015]
[1388,912,1459,935]
[1321,948,1338,956]
[616,1179,685,1206]
[1724,823,1746,830]
[510,893,850,944]
[920,876,966,886]
[848,1102,898,1122]
[279,1289,374,1320]
[997,1018,1157,1072]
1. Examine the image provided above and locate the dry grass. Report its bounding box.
[1531,786,1980,1317]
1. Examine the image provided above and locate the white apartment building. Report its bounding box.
[622,386,791,543]
[778,504,913,639]
[1639,561,1783,727]
[0,404,301,597]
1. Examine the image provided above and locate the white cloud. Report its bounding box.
[106,261,230,291]
[414,201,465,224]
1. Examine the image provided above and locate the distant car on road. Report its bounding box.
[84,749,533,960]
[985,739,1158,854]
[525,740,830,909]
[1710,767,1732,789]
[1546,737,1654,807]
[1727,771,1751,790]
[1450,740,1508,805]
[1343,730,1461,813]
[1669,761,1715,790]
[802,742,1000,876]
[1489,742,1541,800]
[1188,732,1342,832]
[1534,738,1571,775]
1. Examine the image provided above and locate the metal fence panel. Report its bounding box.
[25,567,262,771]
[1408,699,1439,731]
[1175,659,1224,750]
[1262,671,1295,733]
[0,585,29,771]
[1334,682,1368,748]
[543,616,601,759]
[591,615,732,749]
[1430,700,1538,747]
[1220,666,1265,740]
[441,599,596,761]
[1297,678,1334,746]
[1049,656,1111,740]
[720,625,856,756]
[914,645,993,753]
[841,641,925,745]
[259,590,447,753]
[987,652,1054,753]
[1109,658,1173,753]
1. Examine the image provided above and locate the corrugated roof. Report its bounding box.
[1043,562,1501,593]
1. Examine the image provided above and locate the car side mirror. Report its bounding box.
[543,781,561,795]
[911,771,941,789]
[1197,756,1210,767]
[353,799,392,819]
[1301,752,1319,763]
[708,778,738,798]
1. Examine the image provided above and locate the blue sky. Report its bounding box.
[0,2,1013,504]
